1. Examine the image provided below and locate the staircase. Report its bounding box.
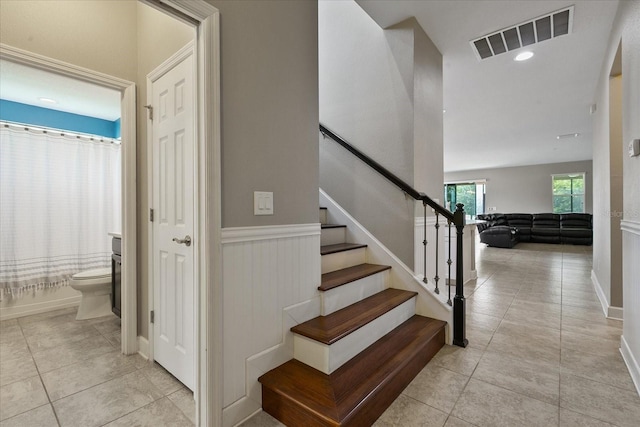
[258,207,447,426]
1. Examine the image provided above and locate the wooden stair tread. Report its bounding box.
[291,288,417,345]
[320,263,391,291]
[259,315,446,426]
[321,223,346,229]
[321,243,367,255]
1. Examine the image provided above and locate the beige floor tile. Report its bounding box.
[465,325,494,350]
[487,331,560,366]
[452,378,559,427]
[103,397,192,426]
[495,319,561,342]
[402,364,469,413]
[32,334,115,373]
[560,330,621,358]
[138,362,185,396]
[105,330,122,348]
[561,316,622,340]
[24,322,100,353]
[16,308,76,327]
[42,350,137,401]
[430,345,483,377]
[560,349,636,391]
[0,322,23,344]
[53,370,164,427]
[503,305,561,330]
[238,410,284,426]
[558,408,616,427]
[0,353,38,387]
[91,315,121,335]
[374,394,448,427]
[560,373,640,427]
[167,387,196,425]
[466,312,502,332]
[0,376,49,421]
[466,298,510,318]
[561,305,608,324]
[472,350,560,405]
[443,416,476,427]
[509,299,562,315]
[0,403,57,427]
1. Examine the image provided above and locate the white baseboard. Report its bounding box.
[591,270,623,320]
[137,336,149,360]
[620,335,640,397]
[0,294,81,321]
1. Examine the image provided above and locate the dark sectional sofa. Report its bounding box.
[476,213,593,248]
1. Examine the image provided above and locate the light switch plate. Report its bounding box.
[629,139,640,157]
[254,191,273,215]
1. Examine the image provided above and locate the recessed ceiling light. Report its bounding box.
[514,51,534,61]
[556,133,580,140]
[38,97,57,104]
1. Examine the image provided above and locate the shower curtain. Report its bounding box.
[0,126,121,299]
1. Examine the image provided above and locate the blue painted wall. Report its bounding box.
[0,100,120,138]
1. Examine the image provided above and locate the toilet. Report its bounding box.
[69,267,113,320]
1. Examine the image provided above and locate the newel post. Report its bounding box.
[453,203,468,347]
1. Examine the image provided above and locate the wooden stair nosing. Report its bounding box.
[320,263,391,292]
[259,315,446,426]
[291,288,417,345]
[320,243,367,256]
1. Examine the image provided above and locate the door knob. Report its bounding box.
[172,235,192,247]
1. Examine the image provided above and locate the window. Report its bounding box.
[444,181,485,219]
[552,173,585,213]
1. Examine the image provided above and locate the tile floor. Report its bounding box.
[0,308,194,426]
[241,242,640,427]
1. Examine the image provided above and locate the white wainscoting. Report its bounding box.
[0,286,81,321]
[621,220,640,396]
[220,224,321,427]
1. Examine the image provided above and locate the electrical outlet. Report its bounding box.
[487,207,497,211]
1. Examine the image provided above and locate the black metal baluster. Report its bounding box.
[423,201,429,286]
[434,212,440,294]
[447,221,452,306]
[453,203,468,348]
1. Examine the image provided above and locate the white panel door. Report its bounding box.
[151,51,195,391]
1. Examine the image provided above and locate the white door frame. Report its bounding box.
[140,1,221,426]
[0,44,138,355]
[1,0,222,423]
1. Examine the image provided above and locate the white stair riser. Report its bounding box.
[321,271,389,316]
[321,248,366,274]
[293,297,416,374]
[321,227,346,246]
[319,209,327,225]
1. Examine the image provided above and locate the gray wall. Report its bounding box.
[213,0,319,228]
[592,0,640,337]
[319,0,443,268]
[445,160,594,215]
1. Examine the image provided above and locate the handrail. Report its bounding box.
[320,123,456,224]
[320,122,467,348]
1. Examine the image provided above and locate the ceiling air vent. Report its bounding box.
[471,6,573,60]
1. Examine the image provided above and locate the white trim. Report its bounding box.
[221,224,321,244]
[0,296,81,321]
[137,335,151,360]
[0,43,138,357]
[620,335,640,397]
[591,270,623,320]
[142,1,221,425]
[621,219,640,235]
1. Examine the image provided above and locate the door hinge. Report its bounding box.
[150,208,154,222]
[144,104,153,121]
[150,310,155,324]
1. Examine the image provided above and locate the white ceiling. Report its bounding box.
[356,0,619,173]
[0,1,619,173]
[0,59,121,121]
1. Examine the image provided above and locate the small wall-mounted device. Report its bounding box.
[629,139,640,157]
[254,191,274,215]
